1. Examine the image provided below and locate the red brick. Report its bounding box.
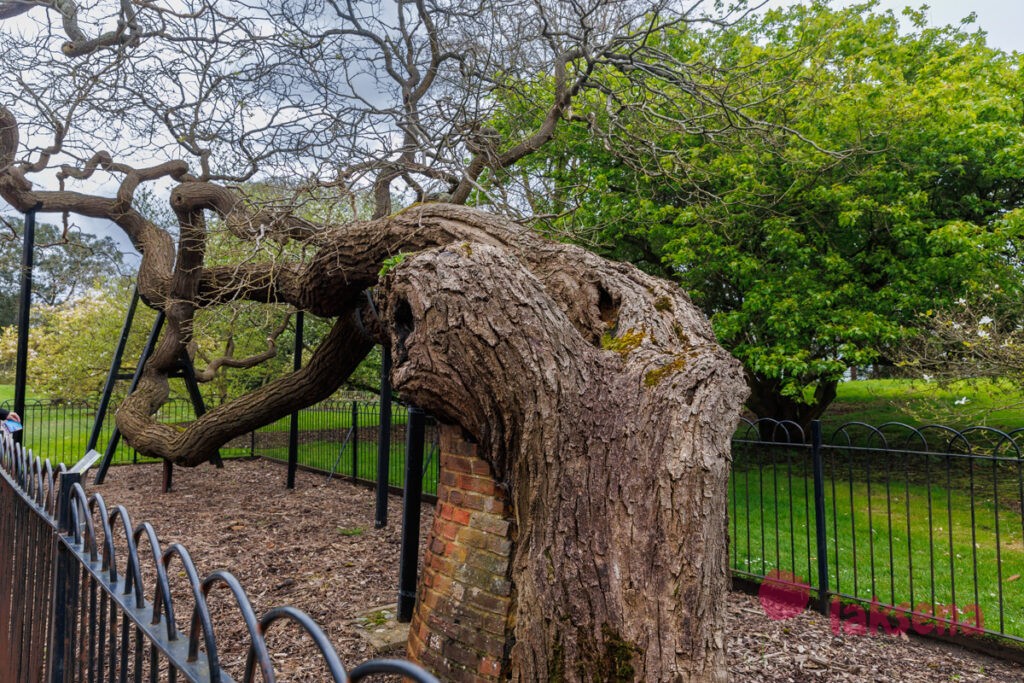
[427,552,454,575]
[439,521,460,541]
[450,506,472,525]
[483,497,509,515]
[444,542,468,563]
[443,640,482,669]
[418,587,440,610]
[459,548,511,577]
[457,527,513,556]
[440,426,478,457]
[458,473,497,496]
[431,572,452,592]
[469,459,495,477]
[465,587,512,616]
[443,454,475,473]
[478,656,502,677]
[469,514,510,537]
[416,618,431,644]
[456,491,488,511]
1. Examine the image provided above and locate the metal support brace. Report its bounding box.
[93,312,164,485]
[87,285,139,453]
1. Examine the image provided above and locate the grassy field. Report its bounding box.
[0,384,42,403]
[260,438,441,495]
[9,377,1023,435]
[825,378,1024,433]
[730,464,1024,638]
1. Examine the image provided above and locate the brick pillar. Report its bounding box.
[407,425,514,681]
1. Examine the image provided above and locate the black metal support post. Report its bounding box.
[375,344,393,528]
[48,471,81,683]
[397,406,425,623]
[287,311,304,489]
[351,400,359,482]
[93,312,165,484]
[810,420,831,614]
[177,351,222,468]
[87,286,140,453]
[162,459,174,493]
[13,206,39,445]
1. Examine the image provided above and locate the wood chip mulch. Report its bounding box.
[90,459,1024,682]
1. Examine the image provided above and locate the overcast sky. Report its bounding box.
[5,0,1023,258]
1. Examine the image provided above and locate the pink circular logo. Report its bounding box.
[758,569,810,621]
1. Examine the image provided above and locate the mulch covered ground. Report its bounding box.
[91,458,1024,682]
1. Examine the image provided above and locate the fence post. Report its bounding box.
[375,345,393,528]
[350,401,359,482]
[48,471,81,683]
[397,406,425,622]
[810,420,830,614]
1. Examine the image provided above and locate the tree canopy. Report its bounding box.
[501,1,1024,427]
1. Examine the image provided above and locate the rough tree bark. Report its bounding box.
[2,106,747,680]
[379,229,747,680]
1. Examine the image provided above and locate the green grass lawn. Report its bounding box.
[826,378,1024,433]
[246,403,410,433]
[0,383,43,404]
[730,464,1024,638]
[259,439,440,495]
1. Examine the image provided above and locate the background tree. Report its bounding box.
[500,1,1024,430]
[0,277,152,399]
[0,216,127,327]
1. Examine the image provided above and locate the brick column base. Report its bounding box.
[407,425,514,681]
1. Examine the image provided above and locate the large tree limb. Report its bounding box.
[115,309,375,465]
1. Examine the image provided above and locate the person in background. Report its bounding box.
[0,408,20,423]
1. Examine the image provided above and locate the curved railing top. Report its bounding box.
[0,433,438,683]
[735,418,807,445]
[734,417,1024,459]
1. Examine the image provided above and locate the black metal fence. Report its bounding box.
[2,398,442,497]
[255,400,441,498]
[732,418,1024,650]
[9,397,1024,652]
[5,398,200,467]
[0,431,439,682]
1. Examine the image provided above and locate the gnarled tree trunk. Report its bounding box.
[374,212,747,680]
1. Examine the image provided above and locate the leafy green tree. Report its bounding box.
[503,1,1024,429]
[0,217,128,327]
[0,278,154,400]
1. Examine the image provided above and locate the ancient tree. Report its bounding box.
[1,1,756,678]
